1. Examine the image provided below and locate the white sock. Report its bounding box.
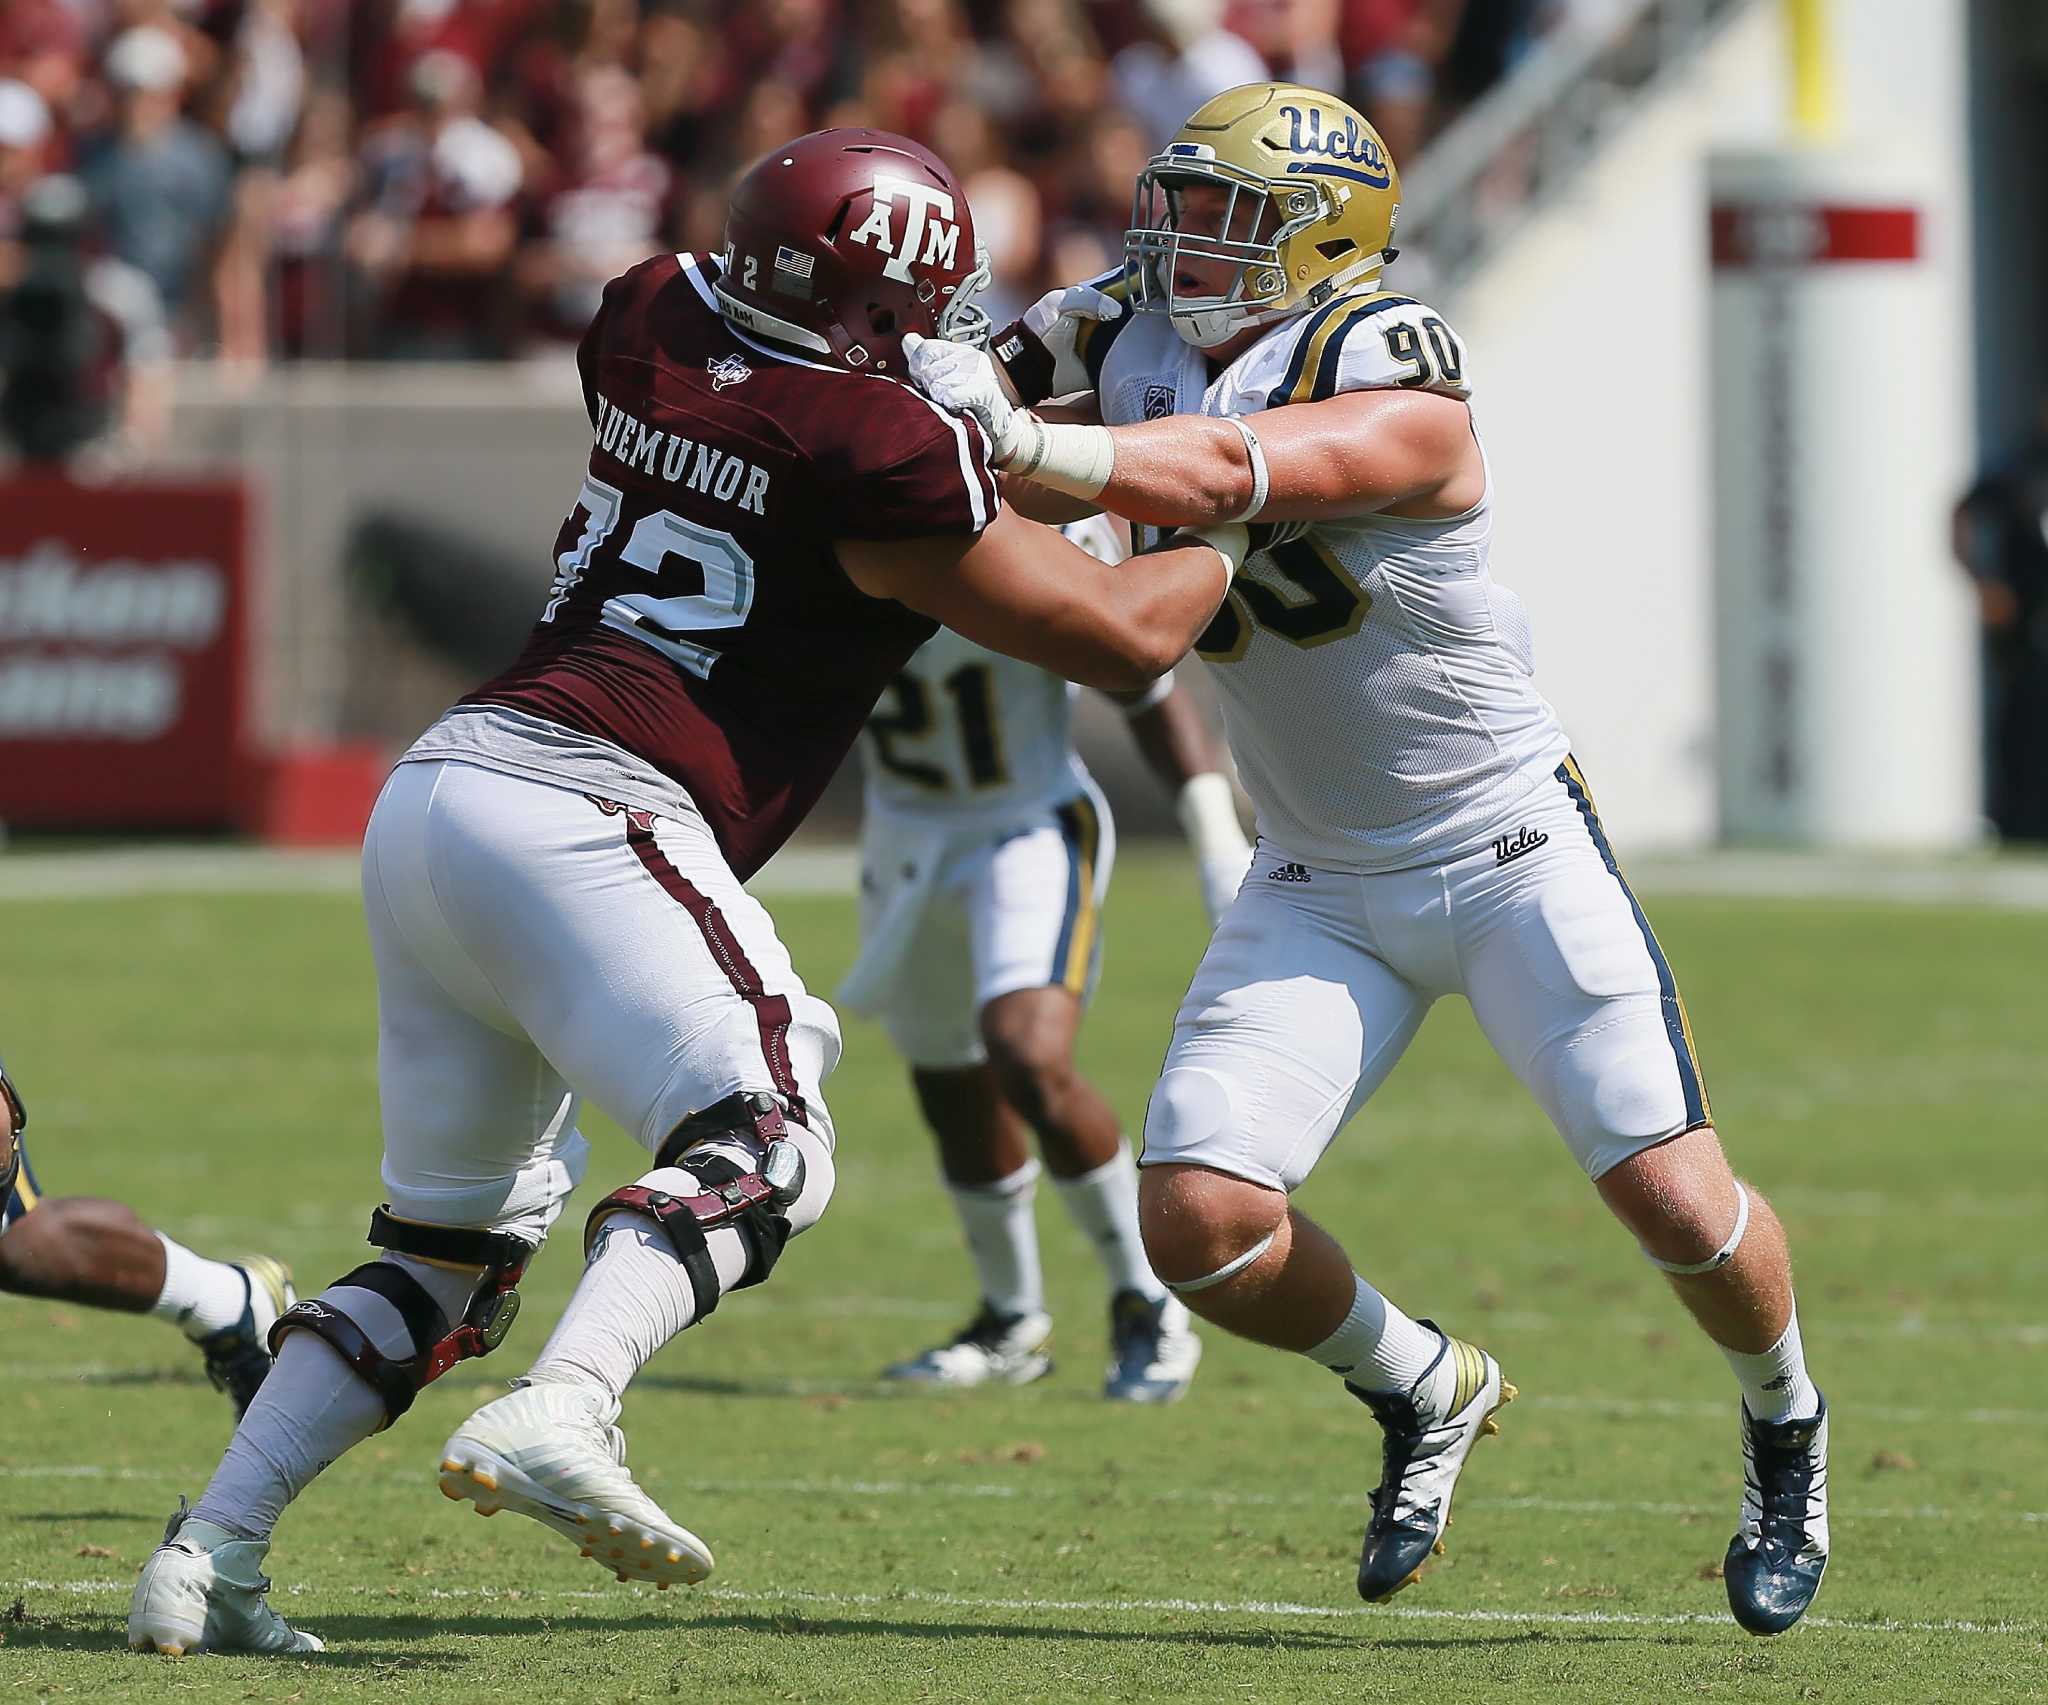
[947,1160,1044,1318]
[149,1234,251,1340]
[190,1254,474,1541]
[1305,1273,1444,1394]
[523,1168,751,1403]
[1721,1305,1820,1424]
[1051,1146,1163,1302]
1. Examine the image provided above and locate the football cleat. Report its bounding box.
[1351,1322,1514,1603]
[1103,1289,1202,1404]
[194,1256,296,1419]
[881,1303,1054,1388]
[128,1498,325,1656]
[1724,1395,1830,1635]
[437,1380,713,1590]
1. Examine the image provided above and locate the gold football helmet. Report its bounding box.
[1125,82,1402,349]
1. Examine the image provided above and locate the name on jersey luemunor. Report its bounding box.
[591,389,771,515]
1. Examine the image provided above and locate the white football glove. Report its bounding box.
[1177,772,1253,925]
[903,331,1027,464]
[1010,283,1122,403]
[1198,847,1254,925]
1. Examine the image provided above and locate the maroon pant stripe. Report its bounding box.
[622,819,805,1122]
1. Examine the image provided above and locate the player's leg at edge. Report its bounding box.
[0,1061,294,1420]
[1136,1162,1511,1603]
[1595,1126,1828,1635]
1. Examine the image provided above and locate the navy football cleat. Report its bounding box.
[1351,1323,1513,1603]
[1724,1395,1830,1635]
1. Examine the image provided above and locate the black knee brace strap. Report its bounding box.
[584,1091,805,1321]
[268,1210,531,1428]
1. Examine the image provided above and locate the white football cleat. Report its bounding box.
[1352,1323,1514,1603]
[881,1303,1054,1388]
[128,1500,325,1656]
[1104,1289,1203,1404]
[437,1380,713,1589]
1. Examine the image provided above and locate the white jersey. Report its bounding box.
[1095,291,1571,872]
[858,514,1126,827]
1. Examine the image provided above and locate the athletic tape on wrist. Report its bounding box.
[1223,416,1269,524]
[1004,414,1113,499]
[1177,771,1248,862]
[1642,1181,1750,1275]
[1177,521,1249,583]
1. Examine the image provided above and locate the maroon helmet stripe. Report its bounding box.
[622,818,806,1120]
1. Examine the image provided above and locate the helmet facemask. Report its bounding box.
[1125,148,1386,349]
[935,240,994,347]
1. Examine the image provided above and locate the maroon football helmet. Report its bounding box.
[716,128,992,376]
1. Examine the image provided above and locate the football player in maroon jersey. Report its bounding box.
[131,129,1252,1656]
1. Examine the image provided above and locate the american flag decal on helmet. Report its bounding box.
[774,246,815,279]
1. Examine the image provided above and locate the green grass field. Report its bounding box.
[1,849,2044,1702]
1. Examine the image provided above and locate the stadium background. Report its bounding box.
[0,0,2037,856]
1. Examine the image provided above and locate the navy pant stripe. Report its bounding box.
[1554,762,1709,1129]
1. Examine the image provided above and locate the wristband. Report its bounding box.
[1177,772,1249,864]
[1223,416,1270,523]
[1001,414,1114,500]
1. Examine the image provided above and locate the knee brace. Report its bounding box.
[268,1210,532,1427]
[583,1091,807,1321]
[1641,1181,1749,1275]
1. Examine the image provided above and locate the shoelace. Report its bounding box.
[1746,1433,1825,1548]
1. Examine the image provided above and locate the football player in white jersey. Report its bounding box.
[844,513,1249,1403]
[907,83,1829,1635]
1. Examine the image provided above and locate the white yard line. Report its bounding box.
[6,1356,2047,1428]
[1,1463,2040,1527]
[3,1576,2036,1638]
[4,843,2048,908]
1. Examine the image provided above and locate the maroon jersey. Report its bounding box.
[466,251,999,877]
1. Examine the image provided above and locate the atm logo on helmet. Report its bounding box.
[1279,106,1391,189]
[847,177,961,282]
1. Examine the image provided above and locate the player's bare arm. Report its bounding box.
[1072,387,1482,524]
[837,507,1240,690]
[910,332,1482,527]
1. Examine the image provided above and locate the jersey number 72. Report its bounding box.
[544,475,756,680]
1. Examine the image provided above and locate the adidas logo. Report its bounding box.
[1493,826,1548,866]
[1266,861,1312,883]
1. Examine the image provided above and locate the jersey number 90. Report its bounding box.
[1196,533,1370,663]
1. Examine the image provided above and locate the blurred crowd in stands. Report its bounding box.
[0,0,1607,367]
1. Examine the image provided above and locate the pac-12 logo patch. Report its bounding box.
[708,354,752,390]
[1143,384,1176,420]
